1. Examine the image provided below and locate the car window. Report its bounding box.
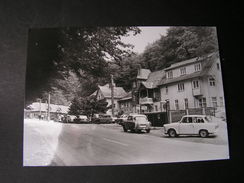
[196,117,204,123]
[181,117,193,123]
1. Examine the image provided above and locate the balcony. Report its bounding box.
[192,88,203,96]
[139,97,153,105]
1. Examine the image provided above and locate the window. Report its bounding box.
[155,105,158,111]
[167,71,173,79]
[199,97,207,108]
[209,77,216,86]
[217,63,220,70]
[165,86,168,94]
[196,117,204,123]
[194,63,201,72]
[212,97,217,108]
[175,100,179,110]
[180,67,186,75]
[184,98,189,109]
[192,80,199,89]
[219,97,224,107]
[182,117,193,123]
[178,83,185,92]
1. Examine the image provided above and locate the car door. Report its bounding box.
[193,117,205,134]
[179,117,194,134]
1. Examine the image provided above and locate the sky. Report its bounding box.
[121,26,169,54]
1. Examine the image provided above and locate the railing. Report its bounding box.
[139,97,153,104]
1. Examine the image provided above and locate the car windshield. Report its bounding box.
[135,116,148,123]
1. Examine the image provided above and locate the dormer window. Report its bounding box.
[180,67,186,75]
[194,63,201,72]
[167,71,173,79]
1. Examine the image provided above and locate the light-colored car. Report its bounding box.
[123,114,151,133]
[74,115,89,123]
[163,115,219,138]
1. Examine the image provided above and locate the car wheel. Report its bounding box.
[123,126,127,132]
[168,129,177,137]
[199,130,208,138]
[146,129,150,133]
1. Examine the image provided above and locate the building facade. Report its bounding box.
[159,52,225,111]
[91,84,128,116]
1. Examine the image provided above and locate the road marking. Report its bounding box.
[103,138,128,146]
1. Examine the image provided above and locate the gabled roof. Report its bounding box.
[98,84,127,99]
[27,102,69,113]
[137,69,151,80]
[118,91,132,101]
[141,69,166,89]
[159,52,218,85]
[164,52,217,71]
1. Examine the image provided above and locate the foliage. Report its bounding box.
[138,26,218,71]
[68,95,108,116]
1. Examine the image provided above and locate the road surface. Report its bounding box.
[24,119,229,166]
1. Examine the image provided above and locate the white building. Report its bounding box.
[159,52,225,111]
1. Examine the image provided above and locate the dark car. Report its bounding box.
[92,114,113,124]
[123,114,151,133]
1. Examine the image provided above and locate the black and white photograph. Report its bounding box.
[23,26,229,166]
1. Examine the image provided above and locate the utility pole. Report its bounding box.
[111,74,114,117]
[47,93,50,121]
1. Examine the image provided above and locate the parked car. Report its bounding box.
[115,114,128,125]
[92,114,113,124]
[163,115,219,138]
[61,115,76,123]
[123,114,151,133]
[73,115,89,123]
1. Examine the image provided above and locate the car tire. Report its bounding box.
[168,129,177,137]
[199,130,208,138]
[146,129,150,133]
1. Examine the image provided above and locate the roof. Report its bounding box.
[159,52,218,86]
[141,69,166,89]
[137,69,151,80]
[118,91,132,101]
[164,52,217,71]
[98,84,127,99]
[27,102,69,113]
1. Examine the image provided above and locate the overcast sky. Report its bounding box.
[121,26,169,54]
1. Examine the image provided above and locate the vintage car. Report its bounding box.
[73,115,89,123]
[123,114,151,133]
[163,115,219,138]
[115,114,128,125]
[92,114,113,124]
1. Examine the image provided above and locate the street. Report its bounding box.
[24,118,229,166]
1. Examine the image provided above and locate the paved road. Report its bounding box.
[24,119,229,166]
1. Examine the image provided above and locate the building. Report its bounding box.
[158,52,225,112]
[24,102,69,120]
[91,84,128,116]
[117,92,133,115]
[134,68,166,113]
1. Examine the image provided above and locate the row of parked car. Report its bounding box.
[60,114,117,124]
[115,114,219,138]
[60,113,219,138]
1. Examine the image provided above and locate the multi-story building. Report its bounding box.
[134,68,166,113]
[117,92,133,115]
[158,52,225,111]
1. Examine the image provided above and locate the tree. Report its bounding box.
[68,95,108,117]
[25,26,140,105]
